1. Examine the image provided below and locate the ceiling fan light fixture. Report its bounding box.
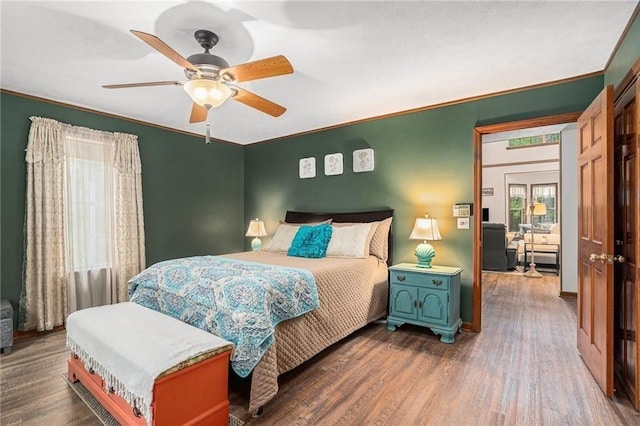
[184,79,231,108]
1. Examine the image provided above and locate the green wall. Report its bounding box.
[605,10,640,88]
[4,7,637,328]
[244,75,604,322]
[0,92,245,325]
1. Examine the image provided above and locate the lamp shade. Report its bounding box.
[531,202,547,216]
[184,79,232,108]
[409,214,441,268]
[245,219,268,237]
[409,216,442,241]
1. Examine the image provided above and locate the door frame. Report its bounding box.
[471,112,582,332]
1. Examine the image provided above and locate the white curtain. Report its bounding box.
[20,117,146,331]
[112,132,146,303]
[21,117,68,331]
[64,125,116,313]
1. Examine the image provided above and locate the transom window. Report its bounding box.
[508,132,560,147]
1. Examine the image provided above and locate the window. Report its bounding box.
[63,132,122,311]
[508,184,527,232]
[531,183,557,225]
[66,138,114,272]
[508,132,561,147]
[22,116,145,332]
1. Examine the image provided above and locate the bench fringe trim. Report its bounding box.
[66,335,152,425]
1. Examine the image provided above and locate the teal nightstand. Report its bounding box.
[387,263,463,343]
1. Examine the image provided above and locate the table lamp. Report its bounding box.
[524,202,547,278]
[245,218,268,250]
[409,213,442,268]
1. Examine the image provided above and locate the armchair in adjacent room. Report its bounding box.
[482,222,517,271]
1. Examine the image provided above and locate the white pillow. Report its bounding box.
[265,220,332,252]
[265,223,301,252]
[326,222,377,258]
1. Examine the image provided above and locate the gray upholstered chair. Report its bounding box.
[1,299,13,354]
[482,222,517,271]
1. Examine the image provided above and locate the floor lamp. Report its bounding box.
[524,202,547,278]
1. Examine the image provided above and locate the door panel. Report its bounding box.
[593,262,608,350]
[391,286,416,320]
[418,289,447,325]
[579,258,592,333]
[579,163,591,240]
[577,85,614,396]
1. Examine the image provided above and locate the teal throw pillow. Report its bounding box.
[287,224,333,258]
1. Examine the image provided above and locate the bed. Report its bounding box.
[130,209,393,415]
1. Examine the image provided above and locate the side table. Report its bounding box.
[387,263,463,343]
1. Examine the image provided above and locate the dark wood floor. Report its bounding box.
[2,272,639,425]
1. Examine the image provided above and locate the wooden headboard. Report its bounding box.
[284,209,394,266]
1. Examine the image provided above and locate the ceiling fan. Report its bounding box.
[103,29,294,124]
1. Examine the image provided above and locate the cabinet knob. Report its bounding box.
[432,279,443,286]
[397,275,406,282]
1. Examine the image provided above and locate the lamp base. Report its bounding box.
[524,263,543,278]
[251,238,263,251]
[415,242,436,268]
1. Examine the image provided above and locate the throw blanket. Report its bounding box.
[129,256,320,377]
[66,302,233,425]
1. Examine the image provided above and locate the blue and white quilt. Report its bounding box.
[128,256,319,377]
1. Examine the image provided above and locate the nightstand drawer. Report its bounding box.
[390,271,450,290]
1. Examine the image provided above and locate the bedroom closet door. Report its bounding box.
[614,74,640,409]
[577,85,615,397]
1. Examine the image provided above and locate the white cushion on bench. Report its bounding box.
[66,302,232,424]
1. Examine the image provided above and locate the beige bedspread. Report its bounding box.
[223,251,389,415]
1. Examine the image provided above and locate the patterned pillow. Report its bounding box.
[287,224,333,258]
[326,222,378,258]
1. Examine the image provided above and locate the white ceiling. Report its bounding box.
[1,1,637,145]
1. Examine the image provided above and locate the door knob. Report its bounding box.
[589,253,607,263]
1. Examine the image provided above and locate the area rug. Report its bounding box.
[483,269,524,276]
[64,375,244,426]
[483,266,558,277]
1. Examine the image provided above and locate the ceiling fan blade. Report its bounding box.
[130,30,197,72]
[221,55,293,83]
[189,103,209,123]
[103,81,183,89]
[232,87,286,117]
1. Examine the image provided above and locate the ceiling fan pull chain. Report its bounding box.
[205,121,211,145]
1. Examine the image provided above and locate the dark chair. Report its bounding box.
[482,222,517,271]
[0,299,13,354]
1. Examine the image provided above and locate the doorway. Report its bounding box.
[471,112,581,331]
[471,79,639,407]
[481,129,566,278]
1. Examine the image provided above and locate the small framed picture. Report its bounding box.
[353,148,374,173]
[482,187,494,196]
[299,157,316,179]
[324,153,343,176]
